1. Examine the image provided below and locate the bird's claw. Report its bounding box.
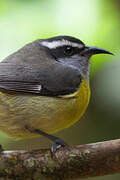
[50,138,68,155]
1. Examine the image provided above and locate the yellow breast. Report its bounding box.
[0,78,90,139]
[53,78,91,132]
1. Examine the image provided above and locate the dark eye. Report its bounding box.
[64,46,74,56]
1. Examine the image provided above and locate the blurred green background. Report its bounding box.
[0,0,120,179]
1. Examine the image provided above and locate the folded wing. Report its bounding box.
[0,62,81,96]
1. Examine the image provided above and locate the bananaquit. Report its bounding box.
[0,36,112,152]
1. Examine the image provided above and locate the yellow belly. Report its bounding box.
[0,79,90,139]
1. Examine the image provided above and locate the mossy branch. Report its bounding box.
[0,139,120,179]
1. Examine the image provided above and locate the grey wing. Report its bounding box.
[0,63,81,96]
[0,81,42,94]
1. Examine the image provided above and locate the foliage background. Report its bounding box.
[0,0,120,179]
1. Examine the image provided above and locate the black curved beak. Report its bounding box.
[82,46,114,56]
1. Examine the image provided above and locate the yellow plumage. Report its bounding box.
[0,78,90,139]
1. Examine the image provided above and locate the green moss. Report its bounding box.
[79,153,84,159]
[69,154,76,158]
[115,156,120,162]
[24,157,36,168]
[42,166,47,173]
[84,150,90,155]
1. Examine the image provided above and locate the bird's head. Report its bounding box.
[39,36,113,79]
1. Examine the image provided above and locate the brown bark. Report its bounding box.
[0,139,120,180]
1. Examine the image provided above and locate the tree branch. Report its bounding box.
[0,139,120,180]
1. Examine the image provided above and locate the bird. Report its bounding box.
[0,35,113,153]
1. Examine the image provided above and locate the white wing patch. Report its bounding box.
[37,85,42,92]
[41,39,84,49]
[0,82,42,94]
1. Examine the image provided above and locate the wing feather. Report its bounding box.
[0,81,42,94]
[0,62,81,96]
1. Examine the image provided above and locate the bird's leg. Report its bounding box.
[25,126,68,154]
[34,129,68,154]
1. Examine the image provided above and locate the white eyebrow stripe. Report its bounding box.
[41,39,84,49]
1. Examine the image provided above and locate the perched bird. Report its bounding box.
[0,36,112,152]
